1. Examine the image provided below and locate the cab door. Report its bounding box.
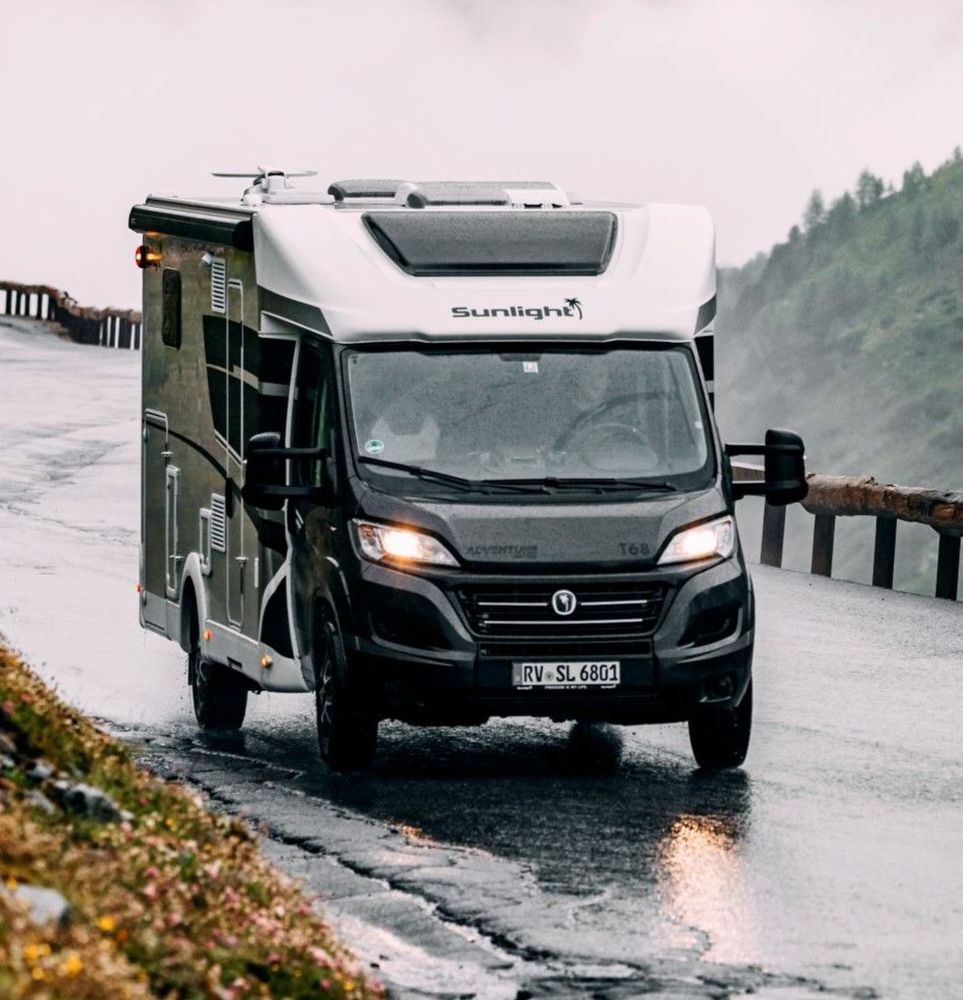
[287,339,338,652]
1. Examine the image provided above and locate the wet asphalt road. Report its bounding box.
[1,322,962,999]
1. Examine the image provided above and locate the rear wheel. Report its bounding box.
[188,616,247,731]
[315,620,378,772]
[688,679,752,769]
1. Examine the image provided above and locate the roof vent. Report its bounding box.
[363,210,617,276]
[326,179,570,208]
[502,186,570,208]
[398,182,510,208]
[328,179,407,201]
[395,180,564,209]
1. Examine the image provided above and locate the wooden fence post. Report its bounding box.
[760,502,786,567]
[935,532,961,601]
[872,516,897,589]
[811,513,836,577]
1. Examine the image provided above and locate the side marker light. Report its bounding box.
[135,245,161,269]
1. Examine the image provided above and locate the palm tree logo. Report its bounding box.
[564,297,583,320]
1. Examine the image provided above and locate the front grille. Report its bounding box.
[456,582,667,638]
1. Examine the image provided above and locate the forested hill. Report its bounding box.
[716,149,963,492]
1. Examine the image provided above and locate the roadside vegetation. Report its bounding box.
[718,146,963,591]
[0,642,383,999]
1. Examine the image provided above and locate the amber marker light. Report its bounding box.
[260,655,273,669]
[134,244,161,269]
[134,583,142,593]
[203,629,213,642]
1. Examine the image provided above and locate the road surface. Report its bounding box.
[1,321,961,999]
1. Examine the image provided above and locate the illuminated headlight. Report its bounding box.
[657,515,735,566]
[353,519,458,568]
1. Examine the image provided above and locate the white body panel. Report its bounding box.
[252,202,715,341]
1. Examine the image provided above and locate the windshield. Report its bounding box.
[343,346,713,492]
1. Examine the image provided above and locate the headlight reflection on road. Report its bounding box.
[655,813,755,963]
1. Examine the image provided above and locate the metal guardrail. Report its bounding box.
[0,281,142,349]
[734,465,963,600]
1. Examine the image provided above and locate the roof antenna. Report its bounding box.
[212,166,318,202]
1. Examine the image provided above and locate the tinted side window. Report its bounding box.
[161,268,181,349]
[291,341,332,487]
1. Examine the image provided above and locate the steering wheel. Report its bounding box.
[554,393,642,449]
[563,421,653,471]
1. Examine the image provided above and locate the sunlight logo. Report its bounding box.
[451,298,583,322]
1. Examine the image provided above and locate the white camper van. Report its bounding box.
[130,171,805,770]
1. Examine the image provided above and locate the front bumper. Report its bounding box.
[345,555,753,725]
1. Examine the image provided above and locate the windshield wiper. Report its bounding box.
[479,476,679,494]
[357,456,536,494]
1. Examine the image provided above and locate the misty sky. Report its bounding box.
[2,0,961,309]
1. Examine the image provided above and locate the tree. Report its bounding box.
[827,192,857,232]
[788,224,802,245]
[953,145,962,163]
[902,161,927,197]
[803,189,826,231]
[855,169,884,210]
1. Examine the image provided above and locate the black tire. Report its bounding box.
[188,617,247,731]
[688,679,752,770]
[315,620,377,772]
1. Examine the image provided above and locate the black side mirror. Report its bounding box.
[726,428,807,506]
[242,432,285,511]
[241,432,329,510]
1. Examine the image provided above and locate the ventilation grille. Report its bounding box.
[210,258,227,313]
[209,494,226,552]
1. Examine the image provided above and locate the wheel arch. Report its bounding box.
[178,553,210,653]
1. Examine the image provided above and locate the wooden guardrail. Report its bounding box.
[0,281,142,349]
[735,465,963,600]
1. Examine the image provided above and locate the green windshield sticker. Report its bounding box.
[364,439,385,455]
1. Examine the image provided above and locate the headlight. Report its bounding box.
[352,519,458,568]
[657,515,735,566]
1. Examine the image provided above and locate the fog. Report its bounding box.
[1,0,961,308]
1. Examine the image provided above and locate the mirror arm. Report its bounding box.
[248,445,326,460]
[726,443,802,457]
[725,443,766,458]
[731,481,766,500]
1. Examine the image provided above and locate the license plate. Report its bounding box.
[512,661,621,690]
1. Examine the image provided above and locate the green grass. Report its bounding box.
[0,642,383,999]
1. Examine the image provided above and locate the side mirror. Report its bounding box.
[242,432,285,511]
[726,428,807,506]
[241,432,330,510]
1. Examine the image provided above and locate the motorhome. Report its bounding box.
[130,171,806,770]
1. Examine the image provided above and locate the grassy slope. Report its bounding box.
[0,643,383,1000]
[717,154,963,590]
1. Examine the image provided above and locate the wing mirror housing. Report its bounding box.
[241,431,330,510]
[726,428,808,506]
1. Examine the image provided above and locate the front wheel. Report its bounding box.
[315,621,378,772]
[688,679,752,770]
[189,628,248,731]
